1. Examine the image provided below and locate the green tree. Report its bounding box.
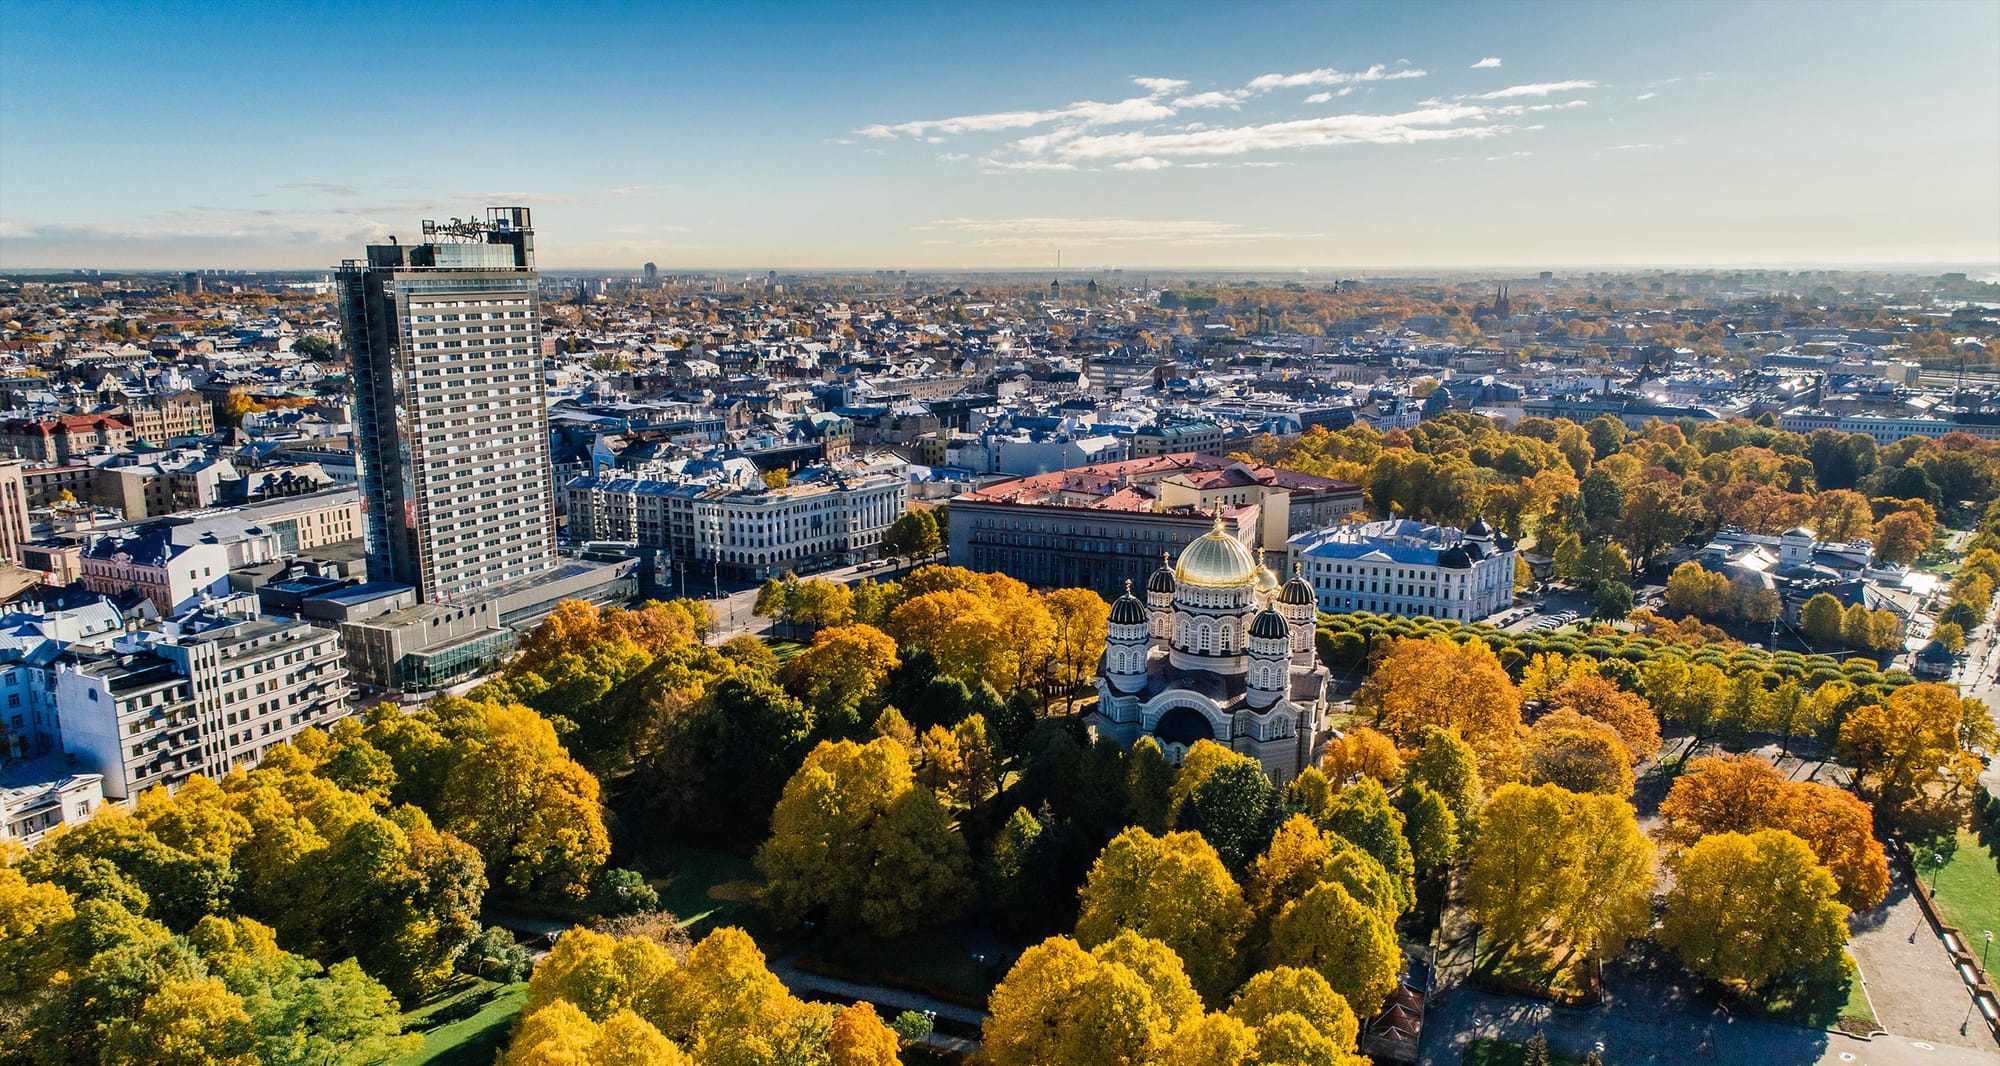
[1321,777,1415,914]
[1801,593,1845,643]
[1177,757,1278,876]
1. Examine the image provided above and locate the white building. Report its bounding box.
[1288,517,1516,623]
[56,613,351,799]
[567,465,906,581]
[1,758,102,847]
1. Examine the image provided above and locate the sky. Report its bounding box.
[1,0,1996,272]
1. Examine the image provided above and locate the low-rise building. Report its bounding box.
[949,453,1364,594]
[567,465,906,581]
[1,756,103,847]
[79,530,233,614]
[1288,517,1517,623]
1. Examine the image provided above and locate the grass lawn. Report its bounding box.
[1472,942,1596,1006]
[1462,1037,1593,1066]
[643,843,762,935]
[392,979,527,1066]
[1735,951,1878,1036]
[1930,828,2000,945]
[767,638,808,664]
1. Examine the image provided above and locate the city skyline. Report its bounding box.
[2,0,1997,271]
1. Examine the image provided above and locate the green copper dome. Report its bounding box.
[1175,514,1258,588]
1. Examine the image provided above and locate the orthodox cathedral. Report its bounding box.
[1089,514,1331,781]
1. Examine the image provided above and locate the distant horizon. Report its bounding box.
[3,2,1995,272]
[6,257,1999,279]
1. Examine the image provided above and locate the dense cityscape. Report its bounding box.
[3,3,1999,1066]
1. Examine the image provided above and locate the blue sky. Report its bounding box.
[2,0,1995,271]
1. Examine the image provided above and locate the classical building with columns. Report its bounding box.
[1088,514,1330,781]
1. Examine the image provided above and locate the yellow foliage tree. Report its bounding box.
[1358,637,1523,781]
[1465,784,1655,960]
[1074,827,1251,1002]
[1659,829,1849,993]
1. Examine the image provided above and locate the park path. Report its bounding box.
[767,950,985,1055]
[1846,863,1992,1052]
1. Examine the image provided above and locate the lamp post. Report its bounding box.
[1985,930,1994,972]
[1931,851,1946,895]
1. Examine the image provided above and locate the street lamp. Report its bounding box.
[1930,851,1946,895]
[1985,930,1993,972]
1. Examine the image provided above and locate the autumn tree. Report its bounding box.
[1523,711,1634,797]
[433,699,610,901]
[1074,827,1252,1002]
[1839,681,1996,810]
[982,933,1201,1066]
[1266,879,1402,1016]
[1359,637,1523,780]
[783,623,900,733]
[1466,784,1655,961]
[1540,675,1661,761]
[1320,726,1404,789]
[1657,754,1887,910]
[757,737,972,937]
[1659,830,1848,993]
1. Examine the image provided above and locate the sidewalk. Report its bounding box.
[767,951,985,1055]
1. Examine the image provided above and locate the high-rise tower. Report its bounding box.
[337,207,556,603]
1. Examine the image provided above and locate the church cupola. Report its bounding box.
[1279,562,1317,656]
[1146,551,1176,640]
[1103,580,1151,695]
[1246,606,1290,709]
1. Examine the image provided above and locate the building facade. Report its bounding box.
[1289,518,1517,623]
[1089,517,1330,782]
[338,208,557,604]
[566,468,906,580]
[56,614,351,799]
[949,453,1364,595]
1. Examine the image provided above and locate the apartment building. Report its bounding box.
[56,614,351,799]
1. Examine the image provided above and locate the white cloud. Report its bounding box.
[1132,76,1188,95]
[1173,90,1249,109]
[1471,80,1600,100]
[1110,157,1173,171]
[1028,104,1505,160]
[1471,57,1503,69]
[1245,64,1428,92]
[1304,92,1333,104]
[1602,143,1657,151]
[937,152,969,163]
[1492,100,1589,115]
[1636,92,1658,101]
[859,94,1178,139]
[978,158,1078,172]
[921,216,1299,248]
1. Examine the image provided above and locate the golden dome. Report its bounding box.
[1176,514,1259,588]
[1254,550,1280,594]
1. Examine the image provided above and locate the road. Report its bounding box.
[693,554,938,645]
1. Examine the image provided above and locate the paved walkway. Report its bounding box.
[767,951,985,1055]
[1847,863,1993,1053]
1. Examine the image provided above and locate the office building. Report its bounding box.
[338,207,556,604]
